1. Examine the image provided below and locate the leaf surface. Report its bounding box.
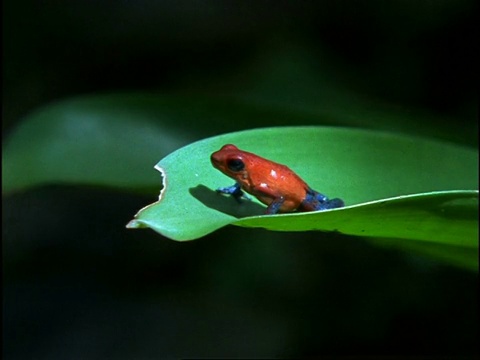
[127,126,478,271]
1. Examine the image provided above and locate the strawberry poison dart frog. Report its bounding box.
[210,144,344,214]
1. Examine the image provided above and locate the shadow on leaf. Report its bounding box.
[189,185,265,218]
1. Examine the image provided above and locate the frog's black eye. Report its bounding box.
[227,158,245,172]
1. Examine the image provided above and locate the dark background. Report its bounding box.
[3,1,478,358]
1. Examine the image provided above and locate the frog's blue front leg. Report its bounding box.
[216,182,250,203]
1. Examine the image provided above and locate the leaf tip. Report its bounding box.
[126,219,144,229]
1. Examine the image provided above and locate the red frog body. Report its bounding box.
[210,144,344,214]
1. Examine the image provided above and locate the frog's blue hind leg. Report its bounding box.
[314,192,328,203]
[305,188,344,211]
[216,182,250,202]
[315,198,344,210]
[266,197,285,214]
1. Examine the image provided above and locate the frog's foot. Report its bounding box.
[315,198,344,210]
[305,188,344,211]
[216,182,250,203]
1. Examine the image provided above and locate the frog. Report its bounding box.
[210,144,344,214]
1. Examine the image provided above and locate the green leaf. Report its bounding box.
[127,126,478,270]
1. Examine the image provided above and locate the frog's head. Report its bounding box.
[211,144,247,180]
